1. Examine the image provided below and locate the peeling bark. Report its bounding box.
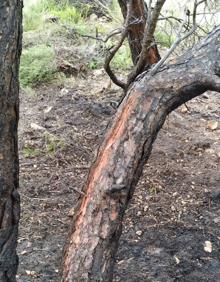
[62,27,220,282]
[0,1,22,281]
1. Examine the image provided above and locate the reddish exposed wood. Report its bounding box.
[118,0,160,66]
[62,27,220,282]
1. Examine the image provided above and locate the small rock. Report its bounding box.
[180,105,188,113]
[202,93,209,99]
[136,230,143,236]
[20,250,28,255]
[207,120,218,131]
[60,88,69,95]
[174,255,180,264]
[68,207,75,217]
[30,123,45,131]
[25,270,37,277]
[204,241,212,253]
[89,13,98,21]
[144,205,149,212]
[171,205,176,211]
[44,106,53,114]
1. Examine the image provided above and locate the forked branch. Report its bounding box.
[104,0,133,89]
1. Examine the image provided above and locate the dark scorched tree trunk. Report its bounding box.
[62,26,220,282]
[0,1,22,281]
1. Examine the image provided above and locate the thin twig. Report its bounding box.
[149,0,206,76]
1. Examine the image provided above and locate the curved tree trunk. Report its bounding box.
[0,1,22,281]
[62,27,220,282]
[118,0,160,66]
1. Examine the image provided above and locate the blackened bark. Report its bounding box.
[62,26,220,282]
[118,0,160,66]
[0,1,22,281]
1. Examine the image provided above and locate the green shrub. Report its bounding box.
[50,5,82,23]
[23,0,83,31]
[20,44,57,87]
[156,31,175,48]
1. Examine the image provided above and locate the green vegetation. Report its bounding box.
[156,31,175,48]
[21,0,132,88]
[23,133,67,158]
[23,0,84,32]
[23,146,42,158]
[44,133,66,155]
[87,59,102,70]
[20,44,57,87]
[112,44,132,70]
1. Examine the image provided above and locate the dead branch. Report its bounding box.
[147,0,207,76]
[103,0,133,89]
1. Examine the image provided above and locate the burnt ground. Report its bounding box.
[17,69,220,281]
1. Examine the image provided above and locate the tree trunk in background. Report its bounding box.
[62,27,220,282]
[0,1,22,281]
[118,0,160,66]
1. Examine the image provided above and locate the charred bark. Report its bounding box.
[62,27,220,282]
[118,0,160,66]
[0,1,22,281]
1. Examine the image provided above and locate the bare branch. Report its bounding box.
[104,0,133,89]
[149,0,208,76]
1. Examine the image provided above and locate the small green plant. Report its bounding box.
[111,44,132,70]
[23,146,42,158]
[88,59,102,70]
[20,44,57,87]
[44,133,66,155]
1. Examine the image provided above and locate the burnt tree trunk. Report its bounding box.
[62,27,220,282]
[118,0,160,66]
[0,1,22,281]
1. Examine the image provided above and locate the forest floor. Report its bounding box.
[17,72,220,282]
[17,31,220,282]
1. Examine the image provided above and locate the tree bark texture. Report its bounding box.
[62,27,220,282]
[118,0,160,66]
[0,1,22,281]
